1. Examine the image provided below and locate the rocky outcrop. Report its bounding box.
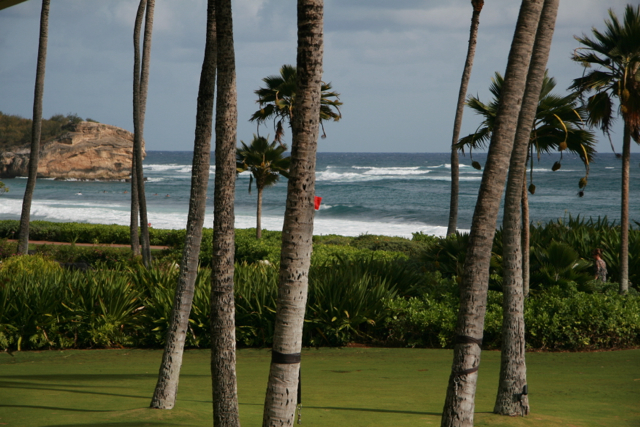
[0,121,144,180]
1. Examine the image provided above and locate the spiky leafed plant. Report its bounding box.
[249,64,342,143]
[237,135,290,239]
[570,5,640,294]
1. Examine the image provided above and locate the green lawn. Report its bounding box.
[1,348,638,426]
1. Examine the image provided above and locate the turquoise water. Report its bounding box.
[0,152,638,237]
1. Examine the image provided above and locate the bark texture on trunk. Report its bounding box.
[130,0,145,257]
[440,2,544,426]
[17,0,50,255]
[620,122,630,294]
[256,186,263,239]
[262,1,323,426]
[521,173,530,298]
[134,0,155,267]
[150,0,217,410]
[130,154,141,256]
[494,0,559,416]
[447,0,483,237]
[210,0,241,425]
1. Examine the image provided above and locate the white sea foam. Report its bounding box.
[0,198,453,238]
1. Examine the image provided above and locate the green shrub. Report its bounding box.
[0,253,61,276]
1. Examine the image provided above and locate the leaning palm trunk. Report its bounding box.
[150,0,217,410]
[521,173,530,297]
[440,1,544,426]
[256,186,263,239]
[132,0,154,267]
[130,150,141,256]
[447,0,484,237]
[262,1,323,426]
[129,0,145,257]
[620,122,631,294]
[17,0,50,255]
[210,0,241,425]
[494,0,559,416]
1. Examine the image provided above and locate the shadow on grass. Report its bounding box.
[0,404,115,413]
[0,380,150,400]
[239,402,441,416]
[41,423,190,427]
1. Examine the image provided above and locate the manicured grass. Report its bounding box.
[0,348,638,426]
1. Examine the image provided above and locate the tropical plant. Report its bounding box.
[570,4,640,294]
[17,0,50,255]
[458,71,597,183]
[530,241,592,291]
[262,2,325,425]
[447,0,484,237]
[494,0,559,416]
[130,0,155,265]
[440,1,545,425]
[237,135,291,239]
[150,0,217,410]
[250,63,342,143]
[209,0,241,425]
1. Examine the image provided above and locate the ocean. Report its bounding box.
[0,151,638,238]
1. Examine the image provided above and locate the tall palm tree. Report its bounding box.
[131,0,154,267]
[150,0,217,410]
[262,1,324,425]
[494,0,560,416]
[250,63,341,143]
[447,0,484,237]
[210,0,241,425]
[570,5,640,295]
[440,1,544,426]
[17,0,50,255]
[129,0,145,258]
[237,135,291,239]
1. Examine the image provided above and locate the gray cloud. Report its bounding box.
[0,0,631,153]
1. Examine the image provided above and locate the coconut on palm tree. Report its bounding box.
[250,64,342,143]
[570,4,640,294]
[237,135,290,239]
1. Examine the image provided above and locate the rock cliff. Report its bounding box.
[0,121,144,180]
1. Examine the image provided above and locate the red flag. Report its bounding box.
[314,196,322,210]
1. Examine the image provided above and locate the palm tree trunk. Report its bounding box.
[494,0,559,416]
[440,1,544,426]
[262,1,323,426]
[447,0,484,237]
[17,0,50,255]
[130,0,145,257]
[256,186,263,239]
[150,0,217,409]
[210,0,240,425]
[620,121,630,294]
[133,0,154,267]
[130,153,141,256]
[521,173,530,297]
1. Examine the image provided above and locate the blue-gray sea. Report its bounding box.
[0,152,638,238]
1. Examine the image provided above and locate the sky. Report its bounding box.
[0,0,632,153]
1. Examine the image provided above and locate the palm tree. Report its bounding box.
[210,0,241,425]
[447,0,485,237]
[494,0,560,416]
[570,5,640,295]
[150,0,217,410]
[17,0,50,255]
[262,1,324,425]
[440,1,544,425]
[250,63,341,143]
[458,70,597,297]
[131,0,154,267]
[129,0,145,258]
[237,135,291,239]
